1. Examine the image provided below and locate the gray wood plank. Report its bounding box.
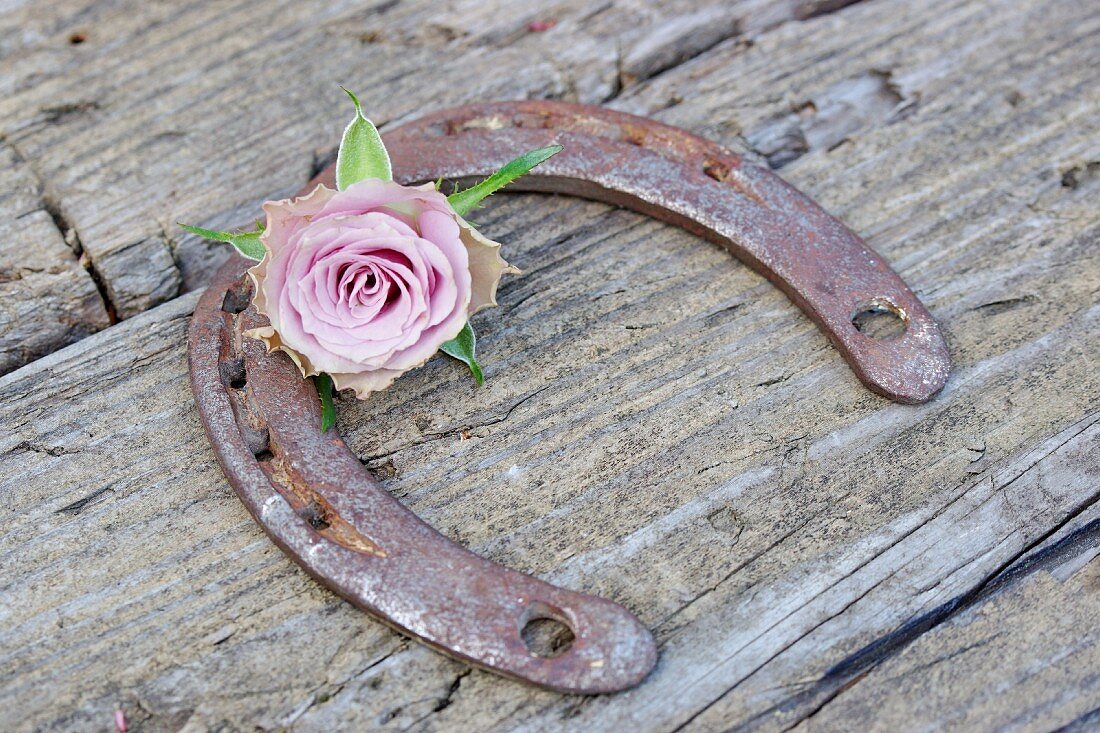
[0,142,110,374]
[790,518,1100,733]
[0,0,1097,730]
[0,0,831,341]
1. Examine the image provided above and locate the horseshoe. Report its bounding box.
[188,100,950,694]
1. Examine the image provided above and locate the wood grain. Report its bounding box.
[0,142,110,374]
[0,0,838,355]
[0,0,1097,731]
[790,503,1100,733]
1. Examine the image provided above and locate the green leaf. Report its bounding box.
[440,323,484,386]
[314,373,337,432]
[447,144,562,217]
[178,223,265,261]
[336,87,391,189]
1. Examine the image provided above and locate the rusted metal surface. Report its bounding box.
[189,100,950,694]
[379,101,950,403]
[192,268,656,694]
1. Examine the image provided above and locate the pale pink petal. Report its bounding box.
[244,178,508,399]
[457,218,519,313]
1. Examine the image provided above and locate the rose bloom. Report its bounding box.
[245,180,515,397]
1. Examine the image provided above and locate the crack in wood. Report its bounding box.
[729,421,1100,731]
[777,512,1100,732]
[3,0,1097,728]
[662,415,1099,732]
[4,136,120,326]
[280,644,406,727]
[55,486,115,515]
[359,385,553,464]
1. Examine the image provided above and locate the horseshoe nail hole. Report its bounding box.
[221,281,252,314]
[253,448,274,462]
[704,160,731,182]
[243,427,270,459]
[852,299,908,340]
[520,602,575,658]
[219,358,247,389]
[297,500,331,531]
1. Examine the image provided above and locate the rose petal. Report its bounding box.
[245,178,505,398]
[457,218,519,314]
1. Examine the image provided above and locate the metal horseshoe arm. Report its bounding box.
[189,101,949,695]
[333,101,950,404]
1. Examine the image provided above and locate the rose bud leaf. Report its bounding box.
[178,223,265,261]
[314,373,337,431]
[447,144,563,217]
[336,87,392,189]
[440,322,485,386]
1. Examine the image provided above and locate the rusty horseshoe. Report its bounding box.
[188,101,950,694]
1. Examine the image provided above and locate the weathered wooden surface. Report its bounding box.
[790,502,1100,732]
[0,142,110,374]
[1,0,1098,731]
[0,0,855,367]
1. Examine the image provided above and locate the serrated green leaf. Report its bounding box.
[447,144,562,217]
[178,223,266,261]
[440,322,484,386]
[336,87,391,189]
[314,373,337,432]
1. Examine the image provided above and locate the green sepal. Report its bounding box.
[440,322,484,386]
[178,223,265,261]
[336,87,392,189]
[314,373,337,432]
[447,144,562,217]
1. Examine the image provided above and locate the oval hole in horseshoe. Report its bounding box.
[519,601,575,658]
[219,358,247,390]
[852,297,908,340]
[222,279,253,314]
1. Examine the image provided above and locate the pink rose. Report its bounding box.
[245,179,515,397]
